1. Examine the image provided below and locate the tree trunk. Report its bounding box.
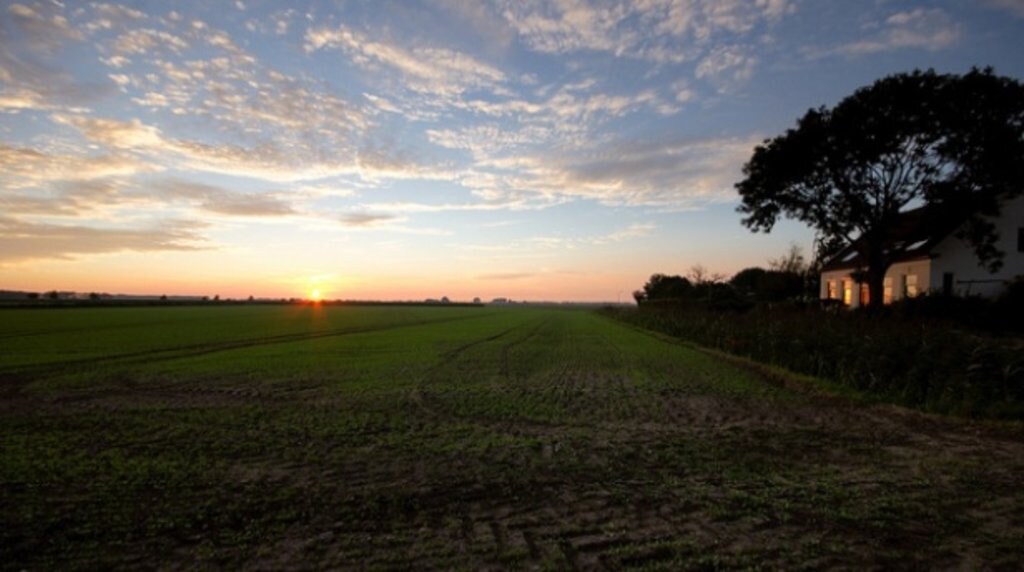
[866,244,888,310]
[866,269,886,310]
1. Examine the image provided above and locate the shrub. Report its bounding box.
[604,303,1024,419]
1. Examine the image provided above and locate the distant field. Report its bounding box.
[2,305,1022,569]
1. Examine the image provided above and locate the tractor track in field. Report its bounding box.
[408,319,552,430]
[0,312,493,386]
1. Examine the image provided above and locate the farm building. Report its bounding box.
[820,194,1024,307]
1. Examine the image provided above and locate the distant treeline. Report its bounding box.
[0,297,486,309]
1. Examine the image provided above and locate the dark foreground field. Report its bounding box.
[2,305,1022,569]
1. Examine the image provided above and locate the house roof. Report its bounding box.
[820,205,969,272]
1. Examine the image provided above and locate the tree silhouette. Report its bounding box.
[634,273,693,304]
[736,68,1024,308]
[730,267,804,301]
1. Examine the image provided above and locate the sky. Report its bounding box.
[1,0,1023,302]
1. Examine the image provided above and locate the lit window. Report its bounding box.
[905,274,918,298]
[883,277,893,304]
[860,283,869,306]
[827,280,838,299]
[843,281,853,305]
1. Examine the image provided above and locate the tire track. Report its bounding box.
[410,318,552,428]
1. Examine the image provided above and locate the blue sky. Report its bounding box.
[2,0,1023,301]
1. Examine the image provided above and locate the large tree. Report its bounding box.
[736,68,1024,308]
[633,273,692,304]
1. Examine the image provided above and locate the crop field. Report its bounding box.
[2,305,1023,569]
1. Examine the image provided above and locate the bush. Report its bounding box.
[604,303,1024,419]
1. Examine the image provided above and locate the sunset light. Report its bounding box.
[0,1,1021,302]
[4,2,1024,569]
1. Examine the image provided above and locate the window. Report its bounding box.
[860,283,870,306]
[905,274,918,298]
[883,277,893,304]
[827,280,838,300]
[843,281,853,305]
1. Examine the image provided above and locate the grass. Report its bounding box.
[2,305,1023,569]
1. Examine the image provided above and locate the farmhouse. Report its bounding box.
[820,194,1024,307]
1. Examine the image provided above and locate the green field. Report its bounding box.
[2,305,1022,569]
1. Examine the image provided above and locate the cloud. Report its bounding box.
[427,84,678,159]
[596,222,657,244]
[339,212,402,227]
[430,0,516,49]
[337,212,452,235]
[52,114,164,149]
[807,8,961,58]
[305,24,507,95]
[370,134,753,218]
[497,0,634,56]
[110,28,189,56]
[495,0,792,63]
[92,3,146,21]
[984,0,1024,17]
[50,112,450,184]
[0,22,109,112]
[89,19,370,174]
[516,135,760,208]
[0,180,128,217]
[0,142,157,186]
[5,2,83,53]
[152,179,296,217]
[0,89,48,111]
[696,45,757,91]
[476,272,535,280]
[0,216,205,264]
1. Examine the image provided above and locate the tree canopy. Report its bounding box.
[736,68,1024,308]
[633,273,692,304]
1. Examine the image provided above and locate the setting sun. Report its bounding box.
[310,289,322,302]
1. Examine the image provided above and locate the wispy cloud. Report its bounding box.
[6,2,83,53]
[0,216,205,264]
[496,0,792,63]
[806,8,961,59]
[468,135,760,209]
[595,222,657,244]
[476,271,535,281]
[696,45,757,92]
[0,142,157,186]
[339,212,402,227]
[305,24,507,95]
[50,113,452,183]
[152,180,296,217]
[984,0,1024,18]
[335,211,453,236]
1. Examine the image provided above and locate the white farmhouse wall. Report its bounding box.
[820,194,1024,305]
[928,194,1024,298]
[887,260,932,298]
[821,260,932,306]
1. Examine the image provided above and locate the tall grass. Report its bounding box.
[604,301,1024,419]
